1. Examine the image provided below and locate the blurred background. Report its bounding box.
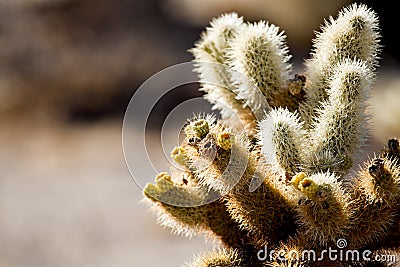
[0,0,399,266]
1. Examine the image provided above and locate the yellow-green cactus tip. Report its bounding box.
[217,132,232,150]
[153,172,174,193]
[143,172,174,199]
[291,172,306,190]
[155,172,172,182]
[143,183,160,200]
[299,178,319,197]
[185,119,210,139]
[171,146,187,166]
[184,124,194,138]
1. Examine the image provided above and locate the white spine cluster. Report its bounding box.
[300,3,380,126]
[228,21,291,117]
[194,13,243,56]
[259,108,306,176]
[306,59,374,173]
[191,13,253,131]
[191,13,244,85]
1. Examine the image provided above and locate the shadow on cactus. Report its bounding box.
[142,3,400,266]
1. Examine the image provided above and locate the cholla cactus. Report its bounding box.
[142,3,400,266]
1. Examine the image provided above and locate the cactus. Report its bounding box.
[142,3,400,266]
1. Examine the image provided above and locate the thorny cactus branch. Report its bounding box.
[141,3,400,266]
[348,157,400,249]
[305,59,373,174]
[259,108,306,177]
[299,3,380,126]
[143,171,254,250]
[191,13,259,138]
[228,20,291,112]
[186,249,246,267]
[291,172,351,247]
